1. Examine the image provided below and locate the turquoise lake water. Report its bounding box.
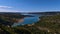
[12,14,41,27]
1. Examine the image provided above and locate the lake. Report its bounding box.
[12,14,41,27]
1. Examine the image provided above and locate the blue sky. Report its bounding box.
[0,0,60,12]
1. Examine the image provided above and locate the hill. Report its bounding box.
[0,14,60,34]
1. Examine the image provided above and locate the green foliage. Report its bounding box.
[0,14,60,34]
[35,15,60,33]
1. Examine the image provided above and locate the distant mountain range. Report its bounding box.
[27,11,60,15]
[0,11,60,16]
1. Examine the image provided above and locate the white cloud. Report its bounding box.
[0,9,36,12]
[0,6,13,8]
[0,9,20,12]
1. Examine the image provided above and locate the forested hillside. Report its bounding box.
[0,14,60,34]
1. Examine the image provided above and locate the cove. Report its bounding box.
[12,14,40,27]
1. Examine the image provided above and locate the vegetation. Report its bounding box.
[0,13,60,34]
[35,15,60,34]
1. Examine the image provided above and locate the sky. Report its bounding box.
[0,0,60,12]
